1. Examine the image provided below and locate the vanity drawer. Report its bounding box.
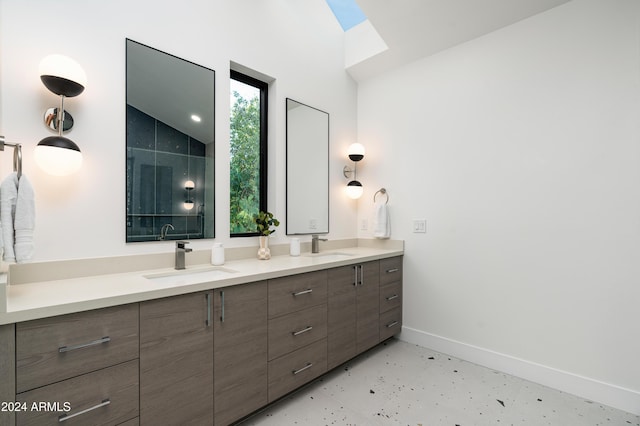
[16,304,139,393]
[379,257,402,286]
[379,307,402,341]
[16,359,139,426]
[268,304,327,361]
[268,270,327,318]
[268,338,327,402]
[379,281,402,314]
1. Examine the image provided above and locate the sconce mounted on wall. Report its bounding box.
[183,180,195,210]
[343,143,365,199]
[35,54,86,176]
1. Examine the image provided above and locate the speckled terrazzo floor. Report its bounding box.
[241,338,640,426]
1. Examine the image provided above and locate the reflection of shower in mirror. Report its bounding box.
[125,39,216,242]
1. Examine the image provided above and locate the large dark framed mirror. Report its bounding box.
[286,98,329,235]
[126,39,215,242]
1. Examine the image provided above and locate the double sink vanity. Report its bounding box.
[0,38,404,426]
[0,239,403,425]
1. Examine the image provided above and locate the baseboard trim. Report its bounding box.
[399,326,640,416]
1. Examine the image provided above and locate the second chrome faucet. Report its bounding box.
[311,234,328,254]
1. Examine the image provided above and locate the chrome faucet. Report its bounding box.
[175,241,192,270]
[311,234,328,254]
[159,223,175,240]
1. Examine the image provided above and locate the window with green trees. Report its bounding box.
[229,71,267,236]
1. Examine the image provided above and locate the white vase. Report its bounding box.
[257,236,271,260]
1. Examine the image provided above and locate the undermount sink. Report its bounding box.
[144,266,238,285]
[304,252,353,260]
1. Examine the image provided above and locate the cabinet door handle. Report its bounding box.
[385,294,399,301]
[220,290,225,322]
[353,265,358,286]
[292,362,313,375]
[291,325,313,336]
[360,264,364,286]
[386,320,399,328]
[386,268,400,274]
[58,399,110,422]
[292,288,313,296]
[58,337,110,353]
[206,292,212,327]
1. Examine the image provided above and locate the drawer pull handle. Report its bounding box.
[292,288,313,297]
[292,326,313,336]
[386,268,400,273]
[386,321,399,328]
[58,399,111,422]
[206,292,212,327]
[58,337,110,353]
[386,294,399,301]
[292,362,313,375]
[220,290,225,323]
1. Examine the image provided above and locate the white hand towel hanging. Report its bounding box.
[0,172,35,263]
[1,172,18,262]
[373,199,390,239]
[14,174,35,262]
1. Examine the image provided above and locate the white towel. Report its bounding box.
[0,172,35,263]
[15,174,35,263]
[373,200,390,239]
[1,172,18,262]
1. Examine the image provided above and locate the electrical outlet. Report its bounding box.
[413,219,426,233]
[360,218,368,231]
[309,219,317,230]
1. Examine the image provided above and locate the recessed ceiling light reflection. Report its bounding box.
[191,114,202,123]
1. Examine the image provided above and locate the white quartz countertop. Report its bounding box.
[0,245,403,324]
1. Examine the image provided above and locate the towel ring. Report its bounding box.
[0,135,22,179]
[374,188,389,204]
[14,144,22,179]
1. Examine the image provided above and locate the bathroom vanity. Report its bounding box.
[0,241,402,426]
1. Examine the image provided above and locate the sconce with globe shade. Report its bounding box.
[34,54,86,176]
[343,143,365,199]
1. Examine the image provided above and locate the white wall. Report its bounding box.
[0,0,358,261]
[357,0,640,414]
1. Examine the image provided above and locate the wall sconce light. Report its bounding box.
[34,54,86,176]
[343,143,365,199]
[184,180,195,210]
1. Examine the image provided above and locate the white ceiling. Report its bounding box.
[348,0,572,81]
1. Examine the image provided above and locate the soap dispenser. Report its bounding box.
[211,243,225,265]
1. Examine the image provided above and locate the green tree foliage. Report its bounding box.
[230,91,261,234]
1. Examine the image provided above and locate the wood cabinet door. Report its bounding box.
[0,324,15,426]
[327,265,357,370]
[140,291,214,426]
[356,261,380,353]
[214,282,268,425]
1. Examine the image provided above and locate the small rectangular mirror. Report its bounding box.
[286,98,329,235]
[126,39,215,242]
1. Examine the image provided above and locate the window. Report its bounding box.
[325,0,366,31]
[229,70,268,236]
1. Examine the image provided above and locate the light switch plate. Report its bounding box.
[413,219,426,233]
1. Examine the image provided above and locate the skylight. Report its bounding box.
[326,0,367,31]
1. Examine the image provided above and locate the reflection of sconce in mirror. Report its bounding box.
[35,54,86,176]
[343,143,365,199]
[184,180,195,210]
